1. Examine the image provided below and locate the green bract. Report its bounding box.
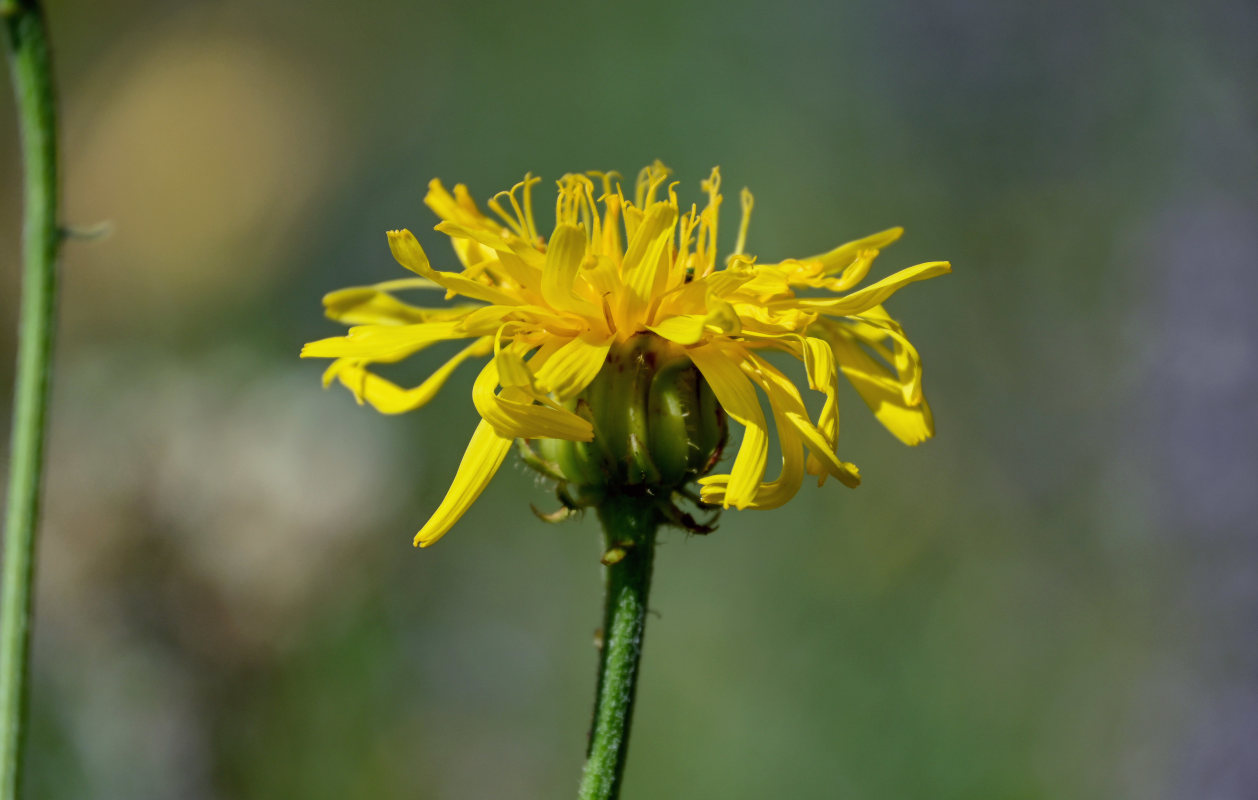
[525,334,727,515]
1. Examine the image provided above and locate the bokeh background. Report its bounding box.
[2,0,1256,797]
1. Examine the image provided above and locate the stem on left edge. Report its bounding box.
[1,1,60,797]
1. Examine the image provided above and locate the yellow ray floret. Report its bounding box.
[302,164,950,546]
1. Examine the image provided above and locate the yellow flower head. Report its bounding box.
[302,162,949,546]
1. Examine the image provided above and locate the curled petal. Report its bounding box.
[745,354,860,488]
[827,328,934,446]
[387,229,524,306]
[807,226,903,275]
[688,344,768,509]
[533,334,614,400]
[472,355,594,441]
[326,337,493,414]
[700,381,805,510]
[414,419,514,547]
[786,261,951,317]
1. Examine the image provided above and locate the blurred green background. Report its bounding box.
[2,0,1256,797]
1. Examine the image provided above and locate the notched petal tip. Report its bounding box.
[837,461,861,488]
[299,338,342,358]
[386,229,432,275]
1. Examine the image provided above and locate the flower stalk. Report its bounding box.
[580,494,661,800]
[1,1,60,796]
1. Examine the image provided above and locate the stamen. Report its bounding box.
[695,209,718,279]
[488,191,527,238]
[519,173,541,242]
[677,204,699,267]
[634,160,671,208]
[600,293,618,333]
[601,192,622,258]
[554,176,585,227]
[572,175,595,237]
[505,181,530,238]
[643,165,670,208]
[582,180,602,251]
[701,167,722,209]
[634,165,651,208]
[698,168,723,277]
[733,187,754,257]
[586,170,622,200]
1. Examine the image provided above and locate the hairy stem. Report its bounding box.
[578,495,659,800]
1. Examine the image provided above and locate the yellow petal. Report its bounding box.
[329,338,492,414]
[808,227,903,274]
[796,335,836,392]
[658,263,756,319]
[423,181,499,270]
[846,311,924,405]
[493,389,595,440]
[432,221,545,270]
[322,281,467,326]
[828,330,934,445]
[801,337,841,483]
[788,261,951,317]
[494,346,536,390]
[386,229,524,306]
[648,300,740,345]
[647,314,707,345]
[300,320,466,362]
[687,344,768,509]
[481,250,543,295]
[731,332,846,485]
[472,357,594,441]
[733,266,792,302]
[424,178,490,230]
[323,289,428,326]
[621,201,644,244]
[786,410,861,488]
[732,302,815,335]
[532,334,613,400]
[746,354,860,488]
[451,304,581,338]
[825,248,879,292]
[582,253,622,299]
[322,358,352,391]
[451,238,496,271]
[414,419,514,547]
[541,224,595,315]
[700,379,805,510]
[619,202,678,325]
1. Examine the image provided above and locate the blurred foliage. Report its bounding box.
[2,0,1256,797]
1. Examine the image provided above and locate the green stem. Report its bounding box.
[579,494,660,800]
[1,1,60,796]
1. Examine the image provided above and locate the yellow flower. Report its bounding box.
[302,163,949,546]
